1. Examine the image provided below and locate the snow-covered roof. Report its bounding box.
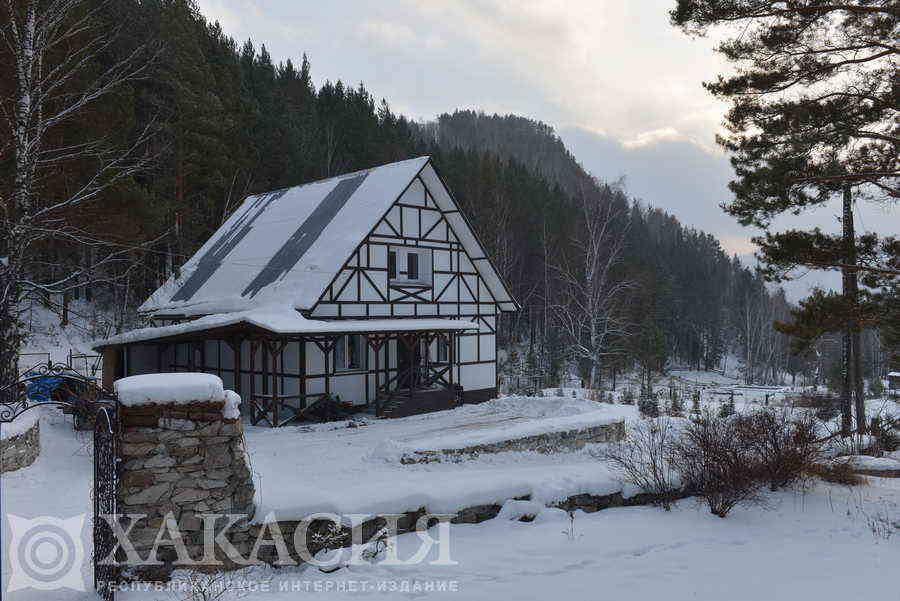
[141,156,517,317]
[93,306,478,348]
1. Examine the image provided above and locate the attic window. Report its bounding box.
[388,246,431,287]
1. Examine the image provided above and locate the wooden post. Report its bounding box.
[248,340,257,425]
[373,338,380,416]
[448,332,456,403]
[232,338,242,398]
[409,334,415,402]
[368,335,387,416]
[324,339,331,399]
[101,347,118,390]
[271,341,279,427]
[299,339,307,410]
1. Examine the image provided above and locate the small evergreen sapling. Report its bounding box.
[639,393,660,418]
[668,390,684,417]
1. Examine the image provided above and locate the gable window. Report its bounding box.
[388,247,431,287]
[334,334,364,371]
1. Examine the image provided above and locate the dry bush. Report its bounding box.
[870,415,900,452]
[602,418,682,510]
[669,412,767,518]
[736,410,822,491]
[807,461,866,486]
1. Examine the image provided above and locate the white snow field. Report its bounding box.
[247,396,633,521]
[131,481,900,601]
[3,386,899,600]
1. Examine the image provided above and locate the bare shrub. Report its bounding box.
[603,417,682,510]
[870,415,900,452]
[669,412,767,518]
[169,568,264,601]
[808,461,866,486]
[737,410,822,491]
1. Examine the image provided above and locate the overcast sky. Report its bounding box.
[196,0,896,298]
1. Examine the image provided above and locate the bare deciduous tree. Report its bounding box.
[0,0,156,389]
[553,182,632,392]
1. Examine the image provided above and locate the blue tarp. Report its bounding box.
[24,373,77,403]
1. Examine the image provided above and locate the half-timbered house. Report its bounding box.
[94,157,518,423]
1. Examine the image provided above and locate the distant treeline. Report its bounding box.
[1,0,821,385]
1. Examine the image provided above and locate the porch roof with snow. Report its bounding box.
[141,156,518,318]
[92,308,477,349]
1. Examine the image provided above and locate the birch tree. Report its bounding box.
[554,182,632,393]
[0,0,155,390]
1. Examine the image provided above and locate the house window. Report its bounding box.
[388,250,397,280]
[388,247,431,286]
[407,252,419,280]
[334,334,364,371]
[436,337,449,363]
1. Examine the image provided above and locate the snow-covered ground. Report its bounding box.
[16,300,109,377]
[5,320,900,601]
[6,403,900,601]
[247,396,632,521]
[126,480,898,601]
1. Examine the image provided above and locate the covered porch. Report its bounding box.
[94,310,477,426]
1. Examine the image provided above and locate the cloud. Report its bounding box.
[194,0,897,301]
[622,127,683,149]
[357,19,445,50]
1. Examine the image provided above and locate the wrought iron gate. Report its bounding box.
[0,361,120,600]
[93,405,119,601]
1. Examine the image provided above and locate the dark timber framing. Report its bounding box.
[308,168,500,397]
[105,158,516,424]
[117,325,470,425]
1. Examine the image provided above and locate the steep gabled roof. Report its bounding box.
[141,156,518,317]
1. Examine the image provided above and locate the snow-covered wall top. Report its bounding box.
[0,408,41,440]
[115,373,225,406]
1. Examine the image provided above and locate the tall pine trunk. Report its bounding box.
[844,186,867,434]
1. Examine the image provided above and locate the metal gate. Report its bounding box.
[93,405,119,601]
[0,361,120,600]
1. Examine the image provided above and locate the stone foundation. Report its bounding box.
[1,418,40,473]
[401,420,625,464]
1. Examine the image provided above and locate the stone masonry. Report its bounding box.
[117,399,254,577]
[401,420,625,464]
[1,419,40,473]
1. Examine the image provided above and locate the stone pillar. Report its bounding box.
[116,391,254,578]
[1,416,40,473]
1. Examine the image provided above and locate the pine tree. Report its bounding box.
[671,1,899,433]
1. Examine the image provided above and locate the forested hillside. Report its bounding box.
[1,0,812,387]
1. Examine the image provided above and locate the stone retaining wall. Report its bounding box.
[0,418,40,473]
[117,400,254,578]
[246,485,686,567]
[401,420,625,464]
